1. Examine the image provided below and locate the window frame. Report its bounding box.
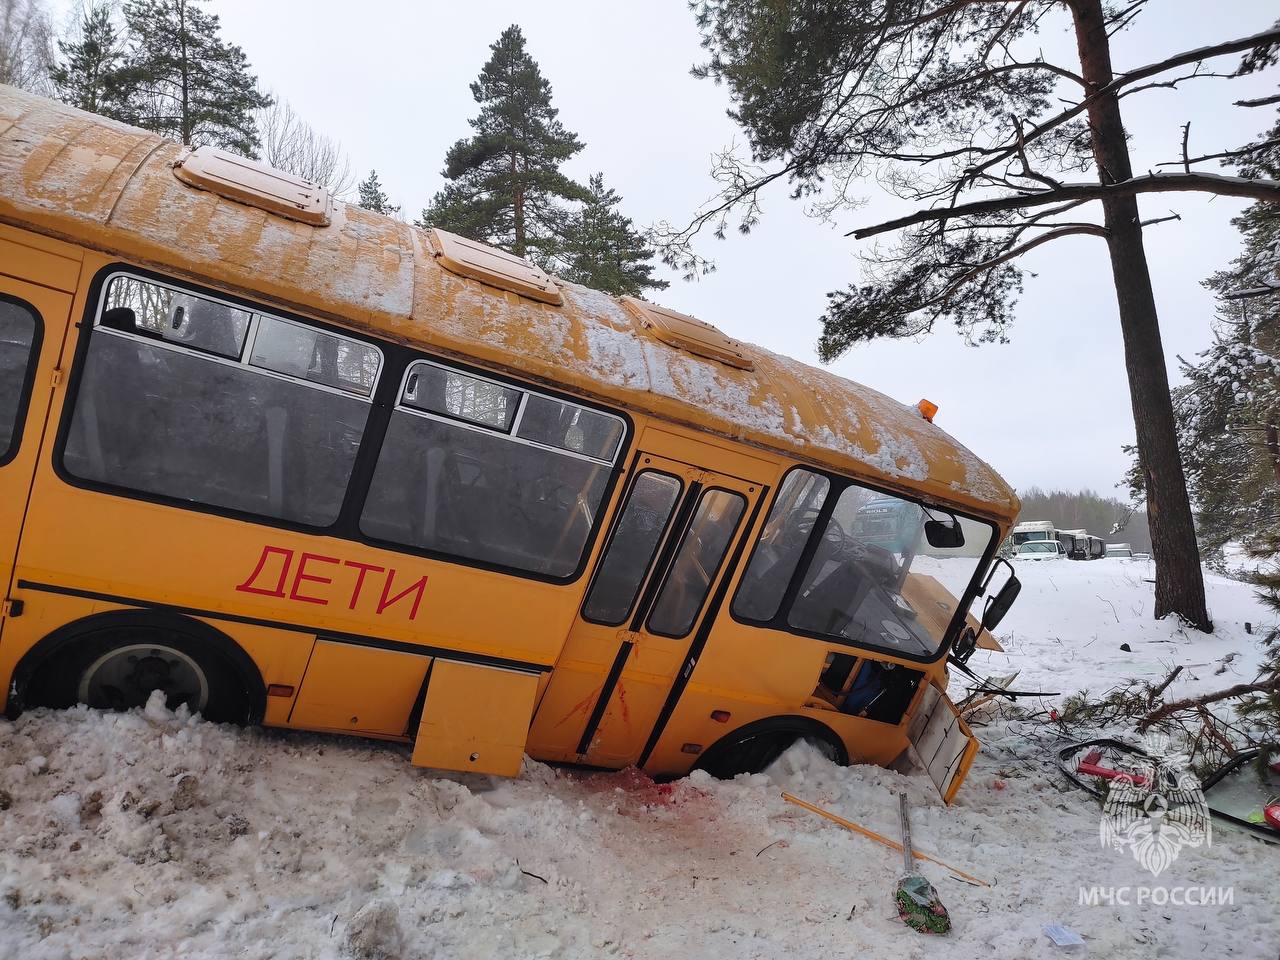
[729,464,1000,665]
[54,264,633,587]
[400,358,523,433]
[354,358,629,580]
[579,468,685,627]
[389,359,626,466]
[644,486,748,640]
[0,293,44,469]
[90,270,386,400]
[54,267,385,530]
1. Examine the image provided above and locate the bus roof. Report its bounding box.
[0,86,1017,523]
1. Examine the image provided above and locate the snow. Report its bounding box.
[946,556,1273,709]
[2,564,1277,959]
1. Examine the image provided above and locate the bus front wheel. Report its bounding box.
[693,717,847,779]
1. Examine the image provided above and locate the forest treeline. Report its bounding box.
[1014,488,1152,554]
[1,1,665,297]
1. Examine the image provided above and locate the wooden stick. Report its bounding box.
[781,792,990,888]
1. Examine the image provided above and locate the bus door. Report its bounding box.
[0,240,78,634]
[530,442,762,767]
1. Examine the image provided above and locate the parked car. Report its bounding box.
[1015,541,1066,561]
[1106,543,1134,558]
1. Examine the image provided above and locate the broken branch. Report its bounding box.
[1140,676,1280,730]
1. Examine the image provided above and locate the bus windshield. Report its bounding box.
[733,469,994,658]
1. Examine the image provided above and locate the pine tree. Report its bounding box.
[560,173,667,297]
[50,2,127,117]
[116,0,270,156]
[357,170,400,217]
[418,25,588,266]
[672,3,1280,632]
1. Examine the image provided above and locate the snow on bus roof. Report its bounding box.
[0,85,1017,521]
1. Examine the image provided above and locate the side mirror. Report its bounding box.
[982,575,1022,631]
[924,517,965,549]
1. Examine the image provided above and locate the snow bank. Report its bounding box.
[1,562,1277,959]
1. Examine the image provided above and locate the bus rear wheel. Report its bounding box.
[26,624,253,723]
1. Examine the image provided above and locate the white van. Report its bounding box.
[1015,541,1066,561]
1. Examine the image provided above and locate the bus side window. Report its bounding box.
[0,299,39,463]
[360,361,625,579]
[62,274,381,527]
[731,468,830,622]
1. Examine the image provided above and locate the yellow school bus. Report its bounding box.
[0,86,1021,803]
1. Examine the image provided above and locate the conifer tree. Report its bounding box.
[50,2,127,117]
[116,0,270,156]
[357,170,400,217]
[561,173,667,296]
[418,25,588,266]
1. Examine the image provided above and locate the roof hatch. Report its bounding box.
[622,296,754,371]
[427,228,562,306]
[173,147,331,226]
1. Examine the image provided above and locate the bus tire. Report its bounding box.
[693,716,848,779]
[17,611,264,725]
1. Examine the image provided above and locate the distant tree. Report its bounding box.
[50,2,128,116]
[356,169,400,217]
[0,0,53,94]
[668,3,1280,632]
[116,0,270,155]
[255,97,354,196]
[560,173,668,296]
[418,25,589,266]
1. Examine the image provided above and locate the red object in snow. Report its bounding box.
[1269,760,1280,775]
[1077,748,1150,788]
[1265,805,1280,831]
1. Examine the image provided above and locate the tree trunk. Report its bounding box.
[1070,0,1212,631]
[511,152,525,257]
[178,0,190,146]
[1266,419,1280,487]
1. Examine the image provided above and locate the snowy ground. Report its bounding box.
[1,559,1277,960]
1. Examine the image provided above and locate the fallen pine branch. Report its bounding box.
[1140,676,1280,730]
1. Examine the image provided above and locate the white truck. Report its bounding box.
[1012,519,1079,558]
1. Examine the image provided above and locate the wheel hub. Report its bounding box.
[78,642,210,713]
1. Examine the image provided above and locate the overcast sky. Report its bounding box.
[62,0,1279,499]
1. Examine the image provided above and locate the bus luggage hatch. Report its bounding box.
[906,683,979,805]
[412,660,540,777]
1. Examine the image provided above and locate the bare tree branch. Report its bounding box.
[849,172,1280,239]
[936,223,1107,293]
[1156,137,1280,168]
[1235,92,1280,108]
[959,25,1280,190]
